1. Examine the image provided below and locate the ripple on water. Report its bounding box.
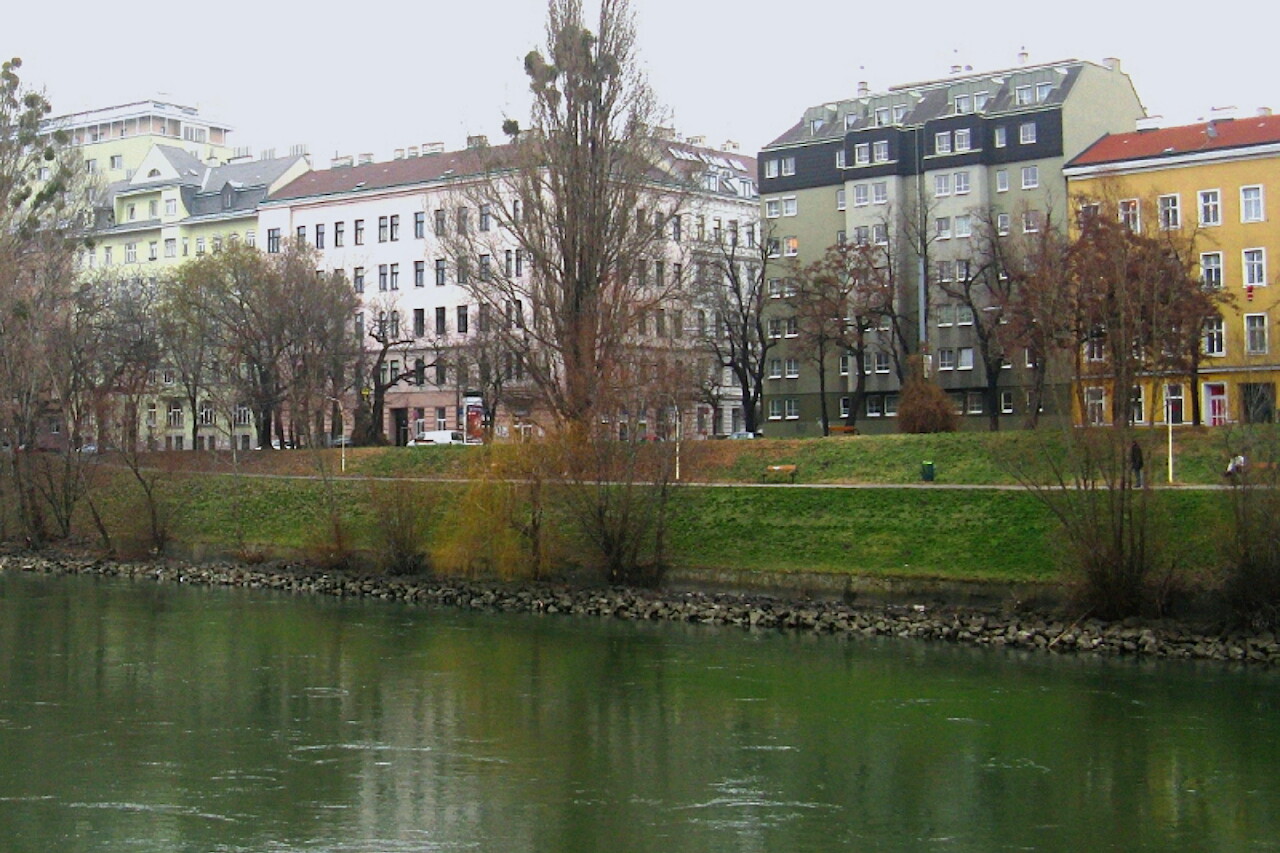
[65,801,239,823]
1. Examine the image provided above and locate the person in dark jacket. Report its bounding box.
[1130,440,1144,488]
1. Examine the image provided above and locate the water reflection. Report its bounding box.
[0,572,1277,852]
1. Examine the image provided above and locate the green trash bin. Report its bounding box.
[922,461,935,482]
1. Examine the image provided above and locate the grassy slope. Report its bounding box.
[64,426,1259,582]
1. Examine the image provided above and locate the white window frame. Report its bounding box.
[1242,185,1264,222]
[872,140,889,163]
[780,157,796,177]
[1200,252,1223,290]
[765,199,781,218]
[938,348,956,370]
[996,213,1011,236]
[1203,316,1225,357]
[1244,248,1267,287]
[1019,122,1037,144]
[935,217,952,240]
[954,171,970,195]
[994,126,1007,148]
[1119,199,1140,232]
[854,143,870,165]
[872,182,888,205]
[1158,194,1181,230]
[1199,189,1221,226]
[935,132,952,154]
[1021,165,1039,189]
[1246,313,1269,355]
[836,189,846,211]
[765,160,779,179]
[996,169,1009,193]
[784,398,800,420]
[1085,387,1107,426]
[853,184,869,207]
[954,128,972,152]
[934,174,951,197]
[955,215,972,238]
[782,197,798,216]
[1015,85,1033,106]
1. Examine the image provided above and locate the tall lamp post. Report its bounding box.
[326,395,347,474]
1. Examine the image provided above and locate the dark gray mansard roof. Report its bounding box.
[763,61,1085,150]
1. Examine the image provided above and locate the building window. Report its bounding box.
[354,219,365,245]
[1199,189,1221,226]
[1019,122,1037,144]
[935,132,952,154]
[1036,82,1053,102]
[783,197,798,216]
[1246,313,1269,354]
[311,223,323,249]
[957,347,974,370]
[780,156,796,176]
[1242,186,1265,222]
[333,222,345,247]
[934,174,951,197]
[1085,387,1106,426]
[852,184,869,207]
[435,307,447,336]
[1015,85,1033,106]
[938,348,956,370]
[414,260,425,288]
[872,141,889,163]
[266,229,280,253]
[874,351,891,373]
[872,223,888,245]
[955,215,972,238]
[435,259,447,286]
[1021,165,1039,189]
[1245,248,1267,286]
[875,106,891,127]
[1000,391,1014,414]
[456,208,469,234]
[389,263,400,290]
[378,216,388,242]
[390,214,400,241]
[836,189,846,211]
[768,399,782,420]
[434,209,447,235]
[954,128,971,152]
[125,243,137,263]
[164,198,177,216]
[414,211,425,238]
[1201,252,1223,290]
[378,264,388,291]
[935,217,952,240]
[996,213,1010,236]
[994,126,1007,148]
[1203,316,1225,356]
[1022,210,1041,233]
[1119,199,1140,232]
[765,199,780,218]
[866,396,883,417]
[995,169,1009,193]
[353,267,365,293]
[854,143,870,166]
[783,236,798,257]
[954,171,970,195]
[1158,194,1180,229]
[296,225,307,246]
[784,358,799,378]
[479,204,492,231]
[872,182,888,204]
[784,398,800,420]
[164,238,176,258]
[967,393,985,415]
[457,306,469,335]
[885,394,899,417]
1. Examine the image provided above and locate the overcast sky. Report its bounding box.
[6,0,1274,164]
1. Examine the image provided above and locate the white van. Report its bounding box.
[407,430,466,446]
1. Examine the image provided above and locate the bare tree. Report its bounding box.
[352,294,435,446]
[694,226,774,434]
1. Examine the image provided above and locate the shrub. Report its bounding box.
[897,356,957,434]
[368,480,432,575]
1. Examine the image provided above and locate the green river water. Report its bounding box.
[0,571,1276,852]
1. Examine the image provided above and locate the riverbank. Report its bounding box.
[4,551,1276,667]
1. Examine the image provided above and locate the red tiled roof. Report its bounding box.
[269,147,500,201]
[1069,114,1280,167]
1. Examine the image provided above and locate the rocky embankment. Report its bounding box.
[4,553,1277,666]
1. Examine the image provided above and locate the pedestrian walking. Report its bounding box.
[1130,440,1144,488]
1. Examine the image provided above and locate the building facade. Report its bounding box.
[1065,112,1280,426]
[260,135,758,444]
[758,57,1144,434]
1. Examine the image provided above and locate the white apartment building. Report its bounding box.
[260,134,758,443]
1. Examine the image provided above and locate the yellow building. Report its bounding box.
[1065,112,1280,426]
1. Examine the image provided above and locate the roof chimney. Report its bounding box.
[1136,116,1163,132]
[950,64,962,74]
[330,154,353,168]
[407,145,419,157]
[1103,57,1121,72]
[423,142,444,155]
[721,140,739,153]
[357,152,374,165]
[466,134,489,149]
[1017,47,1029,65]
[1259,107,1274,117]
[393,148,404,160]
[687,134,706,147]
[856,80,869,97]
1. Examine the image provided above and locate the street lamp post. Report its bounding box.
[326,395,346,474]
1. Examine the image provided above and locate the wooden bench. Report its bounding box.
[829,425,859,435]
[764,464,798,483]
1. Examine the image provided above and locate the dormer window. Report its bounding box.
[1015,85,1033,106]
[810,119,823,134]
[1036,82,1053,102]
[974,91,990,111]
[954,94,972,115]
[874,107,891,127]
[223,187,233,209]
[845,114,858,130]
[893,104,908,124]
[147,168,161,178]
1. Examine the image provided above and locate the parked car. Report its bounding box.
[728,431,757,440]
[407,430,466,446]
[326,435,353,448]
